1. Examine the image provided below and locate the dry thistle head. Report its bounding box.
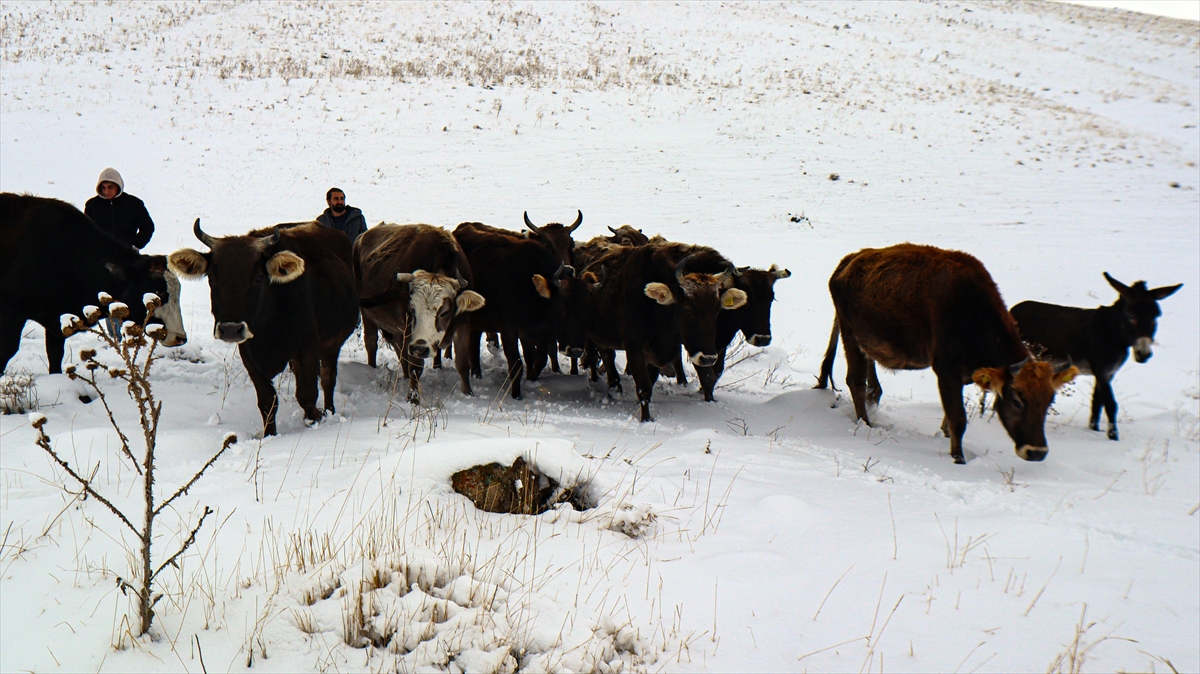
[109,368,127,378]
[80,348,98,361]
[83,305,103,326]
[97,291,113,308]
[143,293,162,312]
[60,314,84,337]
[28,412,47,431]
[108,302,130,321]
[64,365,77,376]
[86,361,100,371]
[146,324,168,342]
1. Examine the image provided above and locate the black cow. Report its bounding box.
[453,222,597,400]
[1011,272,1182,440]
[815,244,1078,464]
[584,242,747,422]
[169,221,358,436]
[1,193,186,374]
[353,224,485,403]
[695,264,791,401]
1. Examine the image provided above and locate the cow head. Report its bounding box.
[1104,272,1183,364]
[532,263,600,358]
[396,269,485,358]
[973,358,1079,461]
[168,219,305,344]
[644,254,747,368]
[524,210,582,266]
[102,256,188,347]
[731,264,791,347]
[606,224,649,247]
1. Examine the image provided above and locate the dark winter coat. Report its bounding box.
[316,206,367,244]
[84,193,155,249]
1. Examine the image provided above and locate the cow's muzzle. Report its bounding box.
[690,353,718,368]
[410,342,432,359]
[1015,445,1048,462]
[748,334,772,347]
[1133,337,1153,363]
[215,322,252,344]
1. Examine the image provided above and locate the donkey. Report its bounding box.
[1010,272,1182,440]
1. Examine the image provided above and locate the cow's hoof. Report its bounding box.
[1090,422,1101,432]
[952,455,966,465]
[1108,428,1119,441]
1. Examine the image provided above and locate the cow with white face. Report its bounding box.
[353,224,485,403]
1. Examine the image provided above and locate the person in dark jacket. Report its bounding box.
[315,187,367,244]
[84,168,155,249]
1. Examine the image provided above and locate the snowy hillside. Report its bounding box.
[2,1,1197,672]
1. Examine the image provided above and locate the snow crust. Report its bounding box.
[0,2,1196,673]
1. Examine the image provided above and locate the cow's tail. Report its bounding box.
[815,317,840,390]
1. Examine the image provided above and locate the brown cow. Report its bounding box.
[353,224,485,403]
[815,243,1077,464]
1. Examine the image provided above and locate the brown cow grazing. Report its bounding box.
[815,244,1078,464]
[1011,273,1182,441]
[585,242,747,422]
[353,224,486,403]
[169,221,359,436]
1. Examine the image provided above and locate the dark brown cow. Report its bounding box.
[696,264,791,401]
[353,224,485,403]
[1011,273,1182,441]
[454,222,597,400]
[169,221,358,436]
[585,242,747,422]
[523,210,583,267]
[1,194,186,374]
[815,244,1077,464]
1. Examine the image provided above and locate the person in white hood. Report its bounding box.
[84,167,155,249]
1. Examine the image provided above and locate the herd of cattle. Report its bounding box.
[0,193,1182,463]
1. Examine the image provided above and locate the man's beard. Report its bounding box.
[331,205,347,215]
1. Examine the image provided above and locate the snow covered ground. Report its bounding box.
[1,1,1197,672]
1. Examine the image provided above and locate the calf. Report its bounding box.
[696,264,791,401]
[1010,272,1182,440]
[815,244,1077,464]
[169,221,358,436]
[2,193,185,374]
[585,242,747,422]
[353,224,485,403]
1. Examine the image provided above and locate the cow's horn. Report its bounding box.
[608,225,620,235]
[524,211,541,235]
[455,270,469,289]
[1009,356,1032,376]
[568,210,583,233]
[1055,357,1075,375]
[259,228,280,247]
[193,219,216,248]
[553,262,574,286]
[715,262,737,288]
[675,253,697,285]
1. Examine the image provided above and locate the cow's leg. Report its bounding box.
[406,350,424,404]
[452,324,473,396]
[626,348,656,422]
[522,334,547,382]
[696,365,716,402]
[674,352,688,386]
[319,350,339,415]
[290,354,323,425]
[44,322,67,375]
[1096,375,1119,440]
[839,326,872,426]
[470,329,483,379]
[500,330,524,400]
[866,360,883,407]
[240,349,280,437]
[432,348,442,369]
[599,349,622,394]
[548,338,562,374]
[363,314,380,368]
[935,367,968,464]
[1,315,28,375]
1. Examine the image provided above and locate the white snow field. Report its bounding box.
[1,2,1197,672]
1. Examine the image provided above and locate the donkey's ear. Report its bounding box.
[1149,283,1182,301]
[1103,272,1132,298]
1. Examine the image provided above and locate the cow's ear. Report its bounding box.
[644,282,675,305]
[770,264,792,279]
[721,288,748,310]
[1149,283,1182,301]
[168,249,209,279]
[104,263,127,281]
[456,290,486,314]
[1052,365,1079,390]
[532,274,553,299]
[972,367,1007,396]
[266,251,305,283]
[396,272,416,283]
